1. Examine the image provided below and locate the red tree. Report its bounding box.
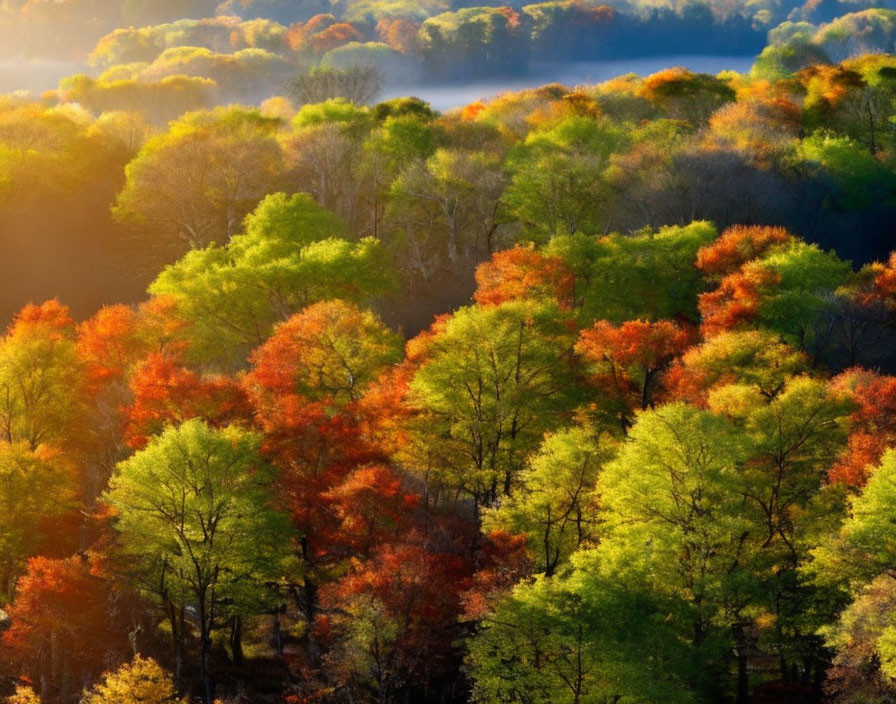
[576,319,693,428]
[123,352,250,449]
[698,262,780,337]
[2,556,136,704]
[474,247,575,308]
[696,225,792,278]
[829,368,896,486]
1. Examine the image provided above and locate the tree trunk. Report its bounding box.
[273,611,284,660]
[168,600,185,686]
[733,624,750,704]
[230,615,244,666]
[199,592,213,704]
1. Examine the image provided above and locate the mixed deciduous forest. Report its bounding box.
[0,1,895,704]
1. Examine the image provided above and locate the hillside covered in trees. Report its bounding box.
[0,2,895,704]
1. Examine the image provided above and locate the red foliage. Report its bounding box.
[376,18,420,53]
[307,23,363,53]
[859,252,896,308]
[318,541,471,686]
[576,319,693,420]
[301,13,337,35]
[474,247,575,308]
[77,305,143,386]
[245,305,403,562]
[578,319,692,370]
[461,530,531,620]
[460,100,486,121]
[355,364,415,457]
[324,465,419,557]
[1,556,134,703]
[8,299,74,339]
[134,295,191,354]
[495,6,522,28]
[404,314,451,365]
[123,352,251,449]
[696,225,792,278]
[662,360,712,406]
[698,262,780,337]
[829,368,896,486]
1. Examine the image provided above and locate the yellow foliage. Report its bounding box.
[5,686,41,704]
[81,657,185,704]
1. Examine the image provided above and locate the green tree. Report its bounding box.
[677,330,808,402]
[0,443,76,597]
[148,192,394,367]
[814,448,896,591]
[0,306,88,451]
[386,148,509,283]
[709,376,852,688]
[112,107,284,258]
[502,116,625,241]
[812,449,896,695]
[105,419,294,703]
[561,221,717,325]
[483,427,609,576]
[753,241,852,360]
[597,403,754,699]
[408,300,578,508]
[468,554,694,704]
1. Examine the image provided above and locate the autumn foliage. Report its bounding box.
[696,225,792,278]
[474,247,575,308]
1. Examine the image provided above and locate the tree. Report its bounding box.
[122,351,251,449]
[386,148,509,283]
[473,246,574,309]
[709,376,852,688]
[2,556,134,704]
[81,657,186,704]
[483,427,608,576]
[668,329,808,404]
[640,68,736,124]
[5,686,41,704]
[572,221,717,325]
[105,420,294,703]
[699,241,852,361]
[696,225,793,279]
[597,402,755,699]
[246,300,403,407]
[76,304,145,388]
[710,376,850,555]
[707,98,802,165]
[243,301,403,650]
[243,298,402,491]
[112,107,284,259]
[148,193,394,366]
[317,542,468,704]
[290,65,384,106]
[324,464,419,558]
[814,449,896,590]
[281,120,369,232]
[0,443,77,597]
[501,116,625,240]
[830,369,896,487]
[0,301,88,452]
[751,41,832,81]
[816,574,896,701]
[576,319,692,429]
[467,556,693,704]
[408,300,579,508]
[812,449,896,696]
